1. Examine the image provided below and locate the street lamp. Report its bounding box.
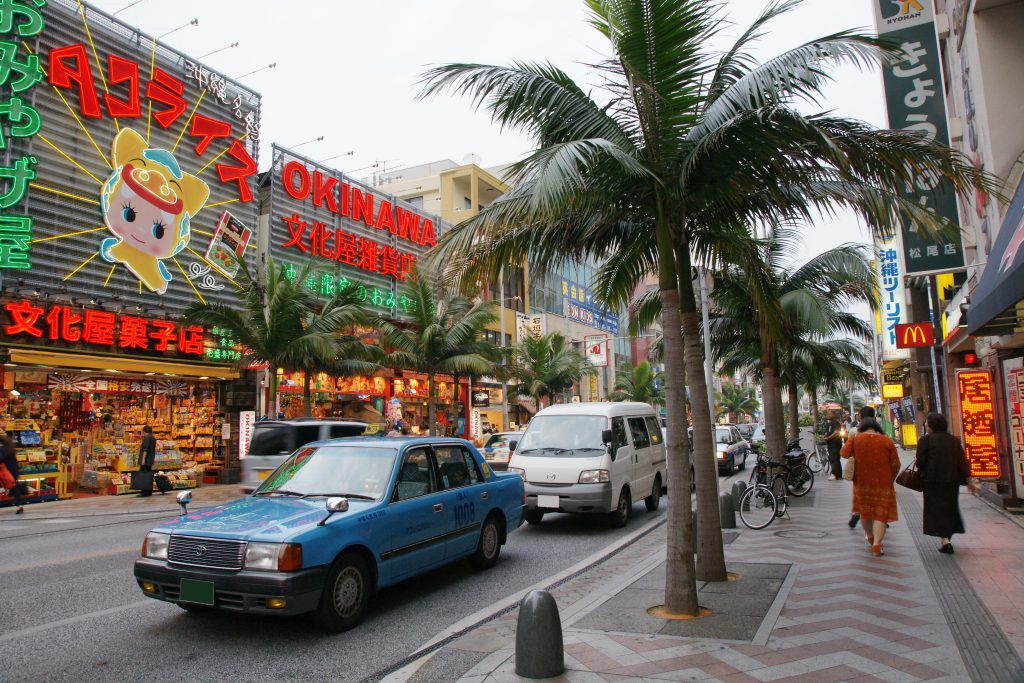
[157,18,198,40]
[319,151,355,165]
[497,282,522,431]
[112,0,146,15]
[198,41,239,59]
[291,136,324,150]
[237,62,277,80]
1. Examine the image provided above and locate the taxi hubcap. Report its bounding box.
[482,523,498,557]
[333,567,363,617]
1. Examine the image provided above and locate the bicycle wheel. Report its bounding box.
[738,485,777,530]
[787,464,814,497]
[771,475,788,517]
[808,446,826,473]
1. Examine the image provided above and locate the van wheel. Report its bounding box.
[645,475,662,512]
[470,514,503,570]
[315,552,371,633]
[608,488,631,528]
[524,509,545,525]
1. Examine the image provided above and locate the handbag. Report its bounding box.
[131,469,155,492]
[842,436,856,481]
[0,462,15,490]
[895,461,923,492]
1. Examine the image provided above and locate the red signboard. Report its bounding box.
[957,369,1000,478]
[895,322,935,348]
[1,299,204,357]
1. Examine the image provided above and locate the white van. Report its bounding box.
[507,402,666,528]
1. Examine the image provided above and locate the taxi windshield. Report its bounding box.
[254,445,397,500]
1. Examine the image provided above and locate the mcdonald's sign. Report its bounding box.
[895,322,935,348]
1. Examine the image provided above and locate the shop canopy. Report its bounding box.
[9,349,238,380]
[968,180,1024,336]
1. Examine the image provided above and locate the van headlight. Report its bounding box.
[716,451,728,460]
[508,467,525,478]
[578,469,610,483]
[142,532,170,560]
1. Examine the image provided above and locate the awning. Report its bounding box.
[8,348,239,379]
[968,178,1024,335]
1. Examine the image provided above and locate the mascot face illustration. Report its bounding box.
[99,128,209,294]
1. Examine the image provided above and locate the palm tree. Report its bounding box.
[782,337,870,439]
[184,257,373,417]
[501,332,593,410]
[377,277,498,435]
[716,384,758,423]
[609,361,664,406]
[421,0,990,613]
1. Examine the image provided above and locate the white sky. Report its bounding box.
[88,0,885,280]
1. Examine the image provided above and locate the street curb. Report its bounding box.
[377,511,669,683]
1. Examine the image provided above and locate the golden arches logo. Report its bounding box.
[903,326,926,345]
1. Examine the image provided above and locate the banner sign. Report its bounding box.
[7,0,260,318]
[1005,366,1024,486]
[882,384,904,399]
[895,321,935,348]
[957,369,1000,478]
[876,237,911,360]
[560,279,619,334]
[882,367,904,384]
[874,0,964,273]
[47,373,190,395]
[584,334,608,367]
[238,410,256,459]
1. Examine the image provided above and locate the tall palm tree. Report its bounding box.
[609,361,664,406]
[716,384,758,423]
[421,0,990,613]
[501,332,593,410]
[377,277,498,435]
[184,257,373,417]
[782,337,870,439]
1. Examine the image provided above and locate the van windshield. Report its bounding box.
[517,415,608,456]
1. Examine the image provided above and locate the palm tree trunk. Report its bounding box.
[762,365,787,464]
[787,378,799,440]
[657,221,698,616]
[810,388,820,436]
[677,245,727,583]
[302,370,313,417]
[427,372,437,436]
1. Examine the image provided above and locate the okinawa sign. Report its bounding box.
[3,0,260,316]
[269,145,447,317]
[874,0,964,274]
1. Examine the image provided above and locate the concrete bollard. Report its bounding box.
[719,491,736,528]
[515,590,564,679]
[731,480,747,511]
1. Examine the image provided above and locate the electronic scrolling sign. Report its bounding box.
[957,369,1000,479]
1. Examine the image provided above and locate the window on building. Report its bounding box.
[464,197,473,210]
[406,196,424,209]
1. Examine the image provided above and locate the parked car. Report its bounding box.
[135,437,525,632]
[714,425,750,474]
[749,424,766,449]
[239,419,367,492]
[481,431,524,471]
[508,402,666,528]
[737,424,755,441]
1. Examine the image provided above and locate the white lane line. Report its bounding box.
[35,518,83,524]
[0,600,151,643]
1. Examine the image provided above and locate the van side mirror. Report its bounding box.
[509,440,518,452]
[602,429,613,445]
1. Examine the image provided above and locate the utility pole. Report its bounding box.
[698,268,716,423]
[499,266,509,431]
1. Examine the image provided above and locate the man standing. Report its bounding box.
[824,410,844,481]
[136,425,157,498]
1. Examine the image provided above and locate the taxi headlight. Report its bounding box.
[244,542,302,571]
[578,469,610,483]
[142,532,170,560]
[508,467,525,478]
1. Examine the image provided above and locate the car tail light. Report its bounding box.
[278,544,303,572]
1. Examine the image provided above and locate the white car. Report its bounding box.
[481,431,523,470]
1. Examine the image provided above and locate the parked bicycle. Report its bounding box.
[748,439,814,497]
[739,453,792,529]
[808,439,830,474]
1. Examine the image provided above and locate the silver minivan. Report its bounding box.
[239,419,367,492]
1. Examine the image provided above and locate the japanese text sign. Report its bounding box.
[875,236,911,360]
[584,334,608,367]
[874,0,964,273]
[561,279,619,334]
[895,321,935,348]
[957,369,1000,478]
[1005,367,1024,486]
[881,384,904,399]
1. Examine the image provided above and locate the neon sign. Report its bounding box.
[1,298,205,357]
[957,369,1000,478]
[280,214,417,280]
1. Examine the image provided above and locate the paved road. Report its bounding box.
[0,463,755,682]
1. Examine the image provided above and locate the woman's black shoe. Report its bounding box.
[939,543,954,554]
[848,513,860,528]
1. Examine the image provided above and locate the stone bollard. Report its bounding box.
[731,480,747,511]
[719,491,736,528]
[515,590,564,679]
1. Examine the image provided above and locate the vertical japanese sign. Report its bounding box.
[238,410,255,459]
[957,369,1000,478]
[875,237,910,360]
[1005,366,1024,485]
[0,0,46,270]
[874,1,963,274]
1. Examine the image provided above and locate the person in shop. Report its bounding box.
[1,432,27,514]
[136,426,157,498]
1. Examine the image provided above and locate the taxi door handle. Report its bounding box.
[480,492,489,500]
[433,503,444,512]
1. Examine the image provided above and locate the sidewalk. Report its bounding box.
[1,483,244,518]
[399,452,1024,682]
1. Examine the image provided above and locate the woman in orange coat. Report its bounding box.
[840,417,901,556]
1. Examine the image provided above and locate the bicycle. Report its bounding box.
[748,447,814,497]
[738,454,792,529]
[808,440,830,474]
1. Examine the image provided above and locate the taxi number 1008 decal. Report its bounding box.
[453,501,477,527]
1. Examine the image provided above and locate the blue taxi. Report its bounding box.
[134,437,525,631]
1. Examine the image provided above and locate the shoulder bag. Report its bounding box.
[0,461,15,490]
[895,460,923,492]
[843,435,856,481]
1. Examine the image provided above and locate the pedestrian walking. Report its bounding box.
[136,425,156,498]
[841,417,901,556]
[1,433,27,514]
[846,405,877,529]
[824,410,844,480]
[916,412,973,554]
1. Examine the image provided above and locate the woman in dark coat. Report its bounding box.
[1,433,25,514]
[916,412,972,554]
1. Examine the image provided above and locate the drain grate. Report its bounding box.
[773,529,830,539]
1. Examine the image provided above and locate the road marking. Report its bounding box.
[35,518,83,524]
[0,546,138,573]
[0,600,151,643]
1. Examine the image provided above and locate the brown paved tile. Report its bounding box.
[772,664,877,682]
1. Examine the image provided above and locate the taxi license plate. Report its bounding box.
[179,579,215,605]
[258,470,271,481]
[537,494,560,510]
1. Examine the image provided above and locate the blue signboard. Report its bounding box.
[560,279,619,334]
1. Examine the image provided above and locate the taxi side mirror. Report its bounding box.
[318,497,350,526]
[176,490,192,517]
